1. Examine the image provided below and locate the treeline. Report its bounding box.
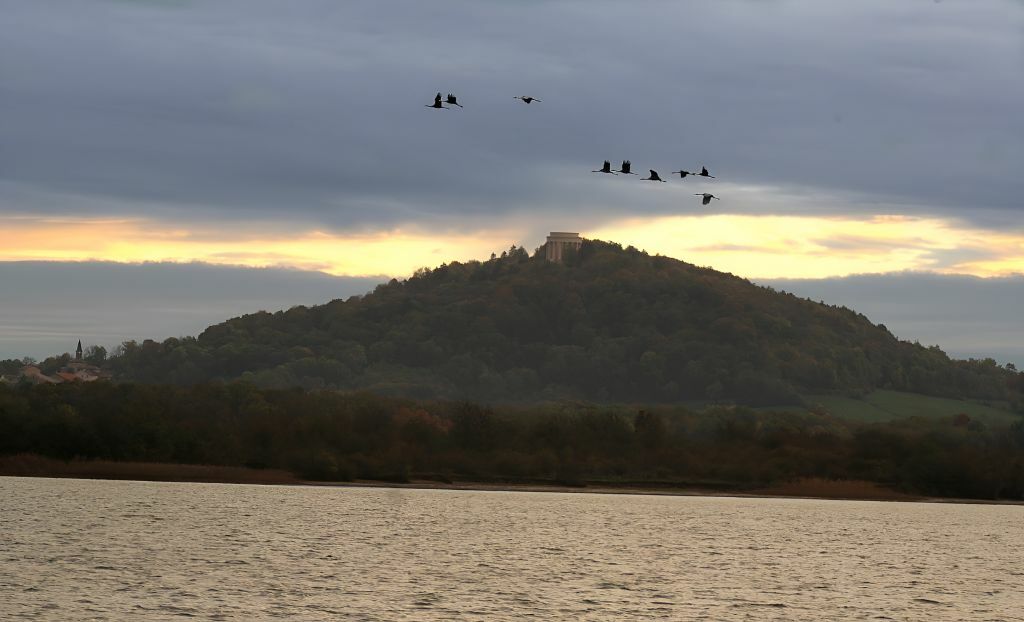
[2,382,1022,500]
[93,241,1023,407]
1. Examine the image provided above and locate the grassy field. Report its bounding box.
[805,390,1019,425]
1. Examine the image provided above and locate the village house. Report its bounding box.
[17,340,108,384]
[20,365,61,385]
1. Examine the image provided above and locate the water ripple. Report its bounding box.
[1,477,1022,621]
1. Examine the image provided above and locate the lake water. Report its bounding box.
[1,477,1021,621]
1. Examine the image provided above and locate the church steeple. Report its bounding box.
[76,340,83,361]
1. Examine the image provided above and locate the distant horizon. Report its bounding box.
[3,252,1022,369]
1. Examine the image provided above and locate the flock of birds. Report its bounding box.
[426,91,721,206]
[592,160,720,204]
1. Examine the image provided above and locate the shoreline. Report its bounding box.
[321,479,1021,506]
[3,455,1021,505]
[322,478,926,503]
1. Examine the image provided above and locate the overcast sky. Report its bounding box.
[1,0,1021,362]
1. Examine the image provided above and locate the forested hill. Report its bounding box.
[106,241,1022,406]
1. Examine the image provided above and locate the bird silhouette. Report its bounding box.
[616,160,637,175]
[425,92,447,109]
[699,166,715,178]
[514,96,541,104]
[695,193,720,205]
[446,93,463,108]
[671,170,695,179]
[592,160,617,174]
[643,170,666,182]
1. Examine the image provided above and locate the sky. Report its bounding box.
[1,0,1022,363]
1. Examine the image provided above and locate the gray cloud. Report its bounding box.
[0,262,381,360]
[1,0,1022,232]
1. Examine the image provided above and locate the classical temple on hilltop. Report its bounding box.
[544,232,583,263]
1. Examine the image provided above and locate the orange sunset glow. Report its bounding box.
[3,214,1022,280]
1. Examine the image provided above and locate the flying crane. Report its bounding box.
[425,92,447,109]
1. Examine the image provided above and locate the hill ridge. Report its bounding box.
[101,239,1021,406]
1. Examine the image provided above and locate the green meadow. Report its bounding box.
[806,390,1017,425]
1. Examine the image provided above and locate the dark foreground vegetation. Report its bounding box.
[18,241,1020,406]
[2,383,1022,500]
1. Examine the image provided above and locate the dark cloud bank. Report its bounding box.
[1,0,1021,231]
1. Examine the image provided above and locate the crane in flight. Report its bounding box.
[514,96,541,104]
[616,160,637,175]
[643,170,666,182]
[695,193,720,205]
[592,160,617,174]
[425,93,447,109]
[698,166,715,178]
[445,93,464,108]
[671,170,695,179]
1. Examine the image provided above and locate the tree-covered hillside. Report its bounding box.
[105,241,1023,406]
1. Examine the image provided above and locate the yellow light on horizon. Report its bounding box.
[585,214,1024,279]
[1,213,1022,280]
[0,217,521,277]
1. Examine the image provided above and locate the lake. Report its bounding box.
[1,477,1021,620]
